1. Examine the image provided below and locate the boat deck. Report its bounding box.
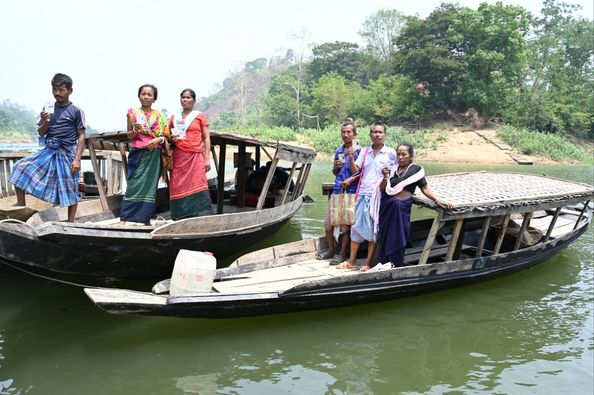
[522,213,577,238]
[213,257,359,294]
[212,241,460,294]
[211,210,587,295]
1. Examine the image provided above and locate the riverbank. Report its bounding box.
[313,128,558,165]
[3,127,586,165]
[415,128,555,165]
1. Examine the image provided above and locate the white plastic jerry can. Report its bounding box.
[169,249,217,296]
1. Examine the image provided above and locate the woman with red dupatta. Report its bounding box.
[168,89,213,220]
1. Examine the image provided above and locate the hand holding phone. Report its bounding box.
[44,101,55,114]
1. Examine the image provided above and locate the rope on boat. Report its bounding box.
[0,259,96,288]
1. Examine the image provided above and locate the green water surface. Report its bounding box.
[0,162,592,394]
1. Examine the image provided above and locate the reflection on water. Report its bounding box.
[0,332,10,394]
[0,162,592,394]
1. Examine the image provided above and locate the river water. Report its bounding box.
[0,162,592,394]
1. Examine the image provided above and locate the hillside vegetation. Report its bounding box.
[1,0,591,163]
[0,100,100,143]
[203,0,592,148]
[218,122,592,165]
[0,100,38,142]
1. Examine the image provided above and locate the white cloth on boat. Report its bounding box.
[369,166,425,236]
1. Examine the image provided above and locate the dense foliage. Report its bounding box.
[0,100,38,141]
[504,0,593,139]
[207,0,592,144]
[0,99,102,142]
[3,1,591,155]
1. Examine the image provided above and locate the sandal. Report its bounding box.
[359,264,372,272]
[329,254,347,265]
[316,250,334,260]
[336,261,358,270]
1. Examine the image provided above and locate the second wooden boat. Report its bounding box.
[0,131,316,280]
[84,172,593,318]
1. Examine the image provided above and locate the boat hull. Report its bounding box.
[0,211,296,280]
[0,195,54,221]
[85,221,589,318]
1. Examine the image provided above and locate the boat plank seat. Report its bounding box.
[92,218,122,225]
[403,244,452,264]
[513,215,578,239]
[212,259,358,293]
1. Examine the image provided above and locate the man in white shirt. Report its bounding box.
[336,121,397,272]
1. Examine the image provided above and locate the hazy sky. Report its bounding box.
[1,0,592,131]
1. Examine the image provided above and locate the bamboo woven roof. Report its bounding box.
[413,172,594,217]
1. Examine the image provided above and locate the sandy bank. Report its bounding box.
[315,129,557,165]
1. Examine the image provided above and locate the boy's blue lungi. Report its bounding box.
[10,142,80,207]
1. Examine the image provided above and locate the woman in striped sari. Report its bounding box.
[120,84,169,225]
[168,88,213,220]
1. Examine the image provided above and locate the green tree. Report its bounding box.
[449,2,530,115]
[0,100,38,140]
[307,41,381,86]
[311,73,360,126]
[352,75,426,124]
[359,9,406,71]
[508,0,594,138]
[244,57,268,71]
[263,70,311,129]
[212,112,240,129]
[395,4,463,114]
[269,28,312,129]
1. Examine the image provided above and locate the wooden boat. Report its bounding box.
[0,148,124,221]
[0,131,316,280]
[84,172,593,318]
[0,150,57,221]
[0,195,54,221]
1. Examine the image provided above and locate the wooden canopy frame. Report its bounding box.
[84,130,317,214]
[412,172,593,265]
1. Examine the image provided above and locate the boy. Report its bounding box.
[10,73,86,222]
[316,120,361,264]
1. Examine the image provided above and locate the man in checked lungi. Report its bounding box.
[10,73,86,222]
[316,120,362,264]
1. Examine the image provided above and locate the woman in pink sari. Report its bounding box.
[120,84,169,225]
[168,89,213,220]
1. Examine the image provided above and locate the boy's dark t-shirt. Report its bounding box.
[41,103,86,148]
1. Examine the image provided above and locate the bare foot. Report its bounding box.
[336,261,358,270]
